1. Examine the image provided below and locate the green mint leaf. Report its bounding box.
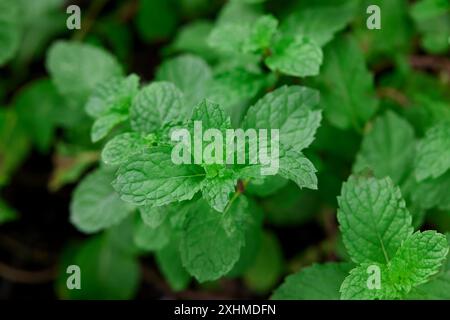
[113,146,205,207]
[156,235,191,291]
[70,168,134,234]
[156,54,212,108]
[310,35,378,130]
[170,21,217,60]
[265,36,323,77]
[341,231,449,299]
[278,148,318,190]
[101,132,149,167]
[180,198,247,282]
[244,15,278,53]
[337,175,413,264]
[206,68,272,112]
[191,99,231,129]
[133,215,169,251]
[354,111,416,184]
[85,74,139,119]
[130,81,185,134]
[91,113,128,143]
[200,173,237,212]
[272,262,353,300]
[415,122,450,181]
[46,41,123,103]
[139,204,172,229]
[243,85,321,152]
[0,0,21,66]
[281,3,356,47]
[408,270,450,299]
[340,263,394,300]
[389,231,449,292]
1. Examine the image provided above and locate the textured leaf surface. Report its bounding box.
[389,231,449,292]
[337,176,413,264]
[130,82,185,134]
[85,74,139,118]
[101,132,148,167]
[243,85,321,152]
[113,146,205,207]
[281,3,356,46]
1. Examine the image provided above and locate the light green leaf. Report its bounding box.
[340,263,395,300]
[278,148,318,190]
[70,168,133,234]
[180,198,247,282]
[85,74,139,118]
[113,146,205,207]
[191,99,230,129]
[46,41,123,103]
[337,175,413,264]
[208,23,251,53]
[130,82,185,134]
[272,263,353,300]
[101,132,149,167]
[139,205,170,229]
[134,216,169,251]
[354,111,416,184]
[200,174,237,212]
[206,68,271,111]
[310,35,378,130]
[156,54,212,108]
[265,36,323,77]
[243,85,321,152]
[170,21,216,60]
[281,3,356,47]
[389,231,449,292]
[91,113,128,143]
[415,122,450,181]
[244,15,278,53]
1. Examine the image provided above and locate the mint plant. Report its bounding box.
[0,0,449,300]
